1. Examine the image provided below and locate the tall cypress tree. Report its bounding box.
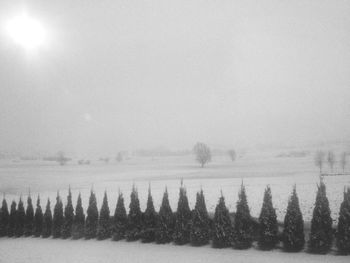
[8,200,16,237]
[72,193,85,239]
[141,186,158,243]
[190,189,210,246]
[112,191,127,241]
[337,187,350,254]
[258,185,278,250]
[0,197,9,236]
[85,189,98,239]
[126,185,142,241]
[33,195,43,237]
[15,197,25,237]
[308,181,333,254]
[155,187,174,244]
[42,198,52,238]
[173,182,192,245]
[282,186,305,252]
[62,188,74,238]
[233,183,253,249]
[97,191,111,240]
[24,194,34,236]
[212,193,232,248]
[52,192,64,238]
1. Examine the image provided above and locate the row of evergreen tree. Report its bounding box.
[0,182,349,255]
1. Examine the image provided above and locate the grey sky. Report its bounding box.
[0,0,349,156]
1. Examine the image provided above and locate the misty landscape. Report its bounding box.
[0,1,350,263]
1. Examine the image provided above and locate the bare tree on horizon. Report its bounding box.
[327,151,336,173]
[228,149,236,162]
[340,152,347,173]
[314,151,325,174]
[193,142,211,168]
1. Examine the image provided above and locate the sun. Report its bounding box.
[6,13,46,50]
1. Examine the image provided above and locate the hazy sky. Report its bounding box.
[0,0,349,156]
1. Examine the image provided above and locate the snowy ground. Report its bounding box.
[1,150,349,223]
[0,238,348,263]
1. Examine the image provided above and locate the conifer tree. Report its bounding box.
[141,186,158,243]
[155,188,174,244]
[308,181,333,254]
[212,194,232,248]
[62,187,74,238]
[15,197,25,237]
[282,186,305,252]
[97,191,111,240]
[126,185,142,241]
[42,198,52,238]
[52,192,64,238]
[233,183,253,249]
[72,193,85,239]
[85,189,98,239]
[8,200,16,237]
[33,195,43,237]
[173,182,192,245]
[336,187,350,254]
[190,189,210,246]
[24,194,34,236]
[258,185,278,250]
[112,191,127,241]
[0,197,9,236]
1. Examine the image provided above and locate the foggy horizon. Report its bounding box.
[1,0,349,157]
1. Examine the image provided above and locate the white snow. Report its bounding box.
[0,238,348,263]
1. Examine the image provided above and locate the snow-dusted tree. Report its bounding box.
[15,197,25,237]
[173,182,192,245]
[282,186,305,252]
[33,195,43,237]
[52,192,64,238]
[141,186,158,243]
[193,142,211,168]
[155,188,174,244]
[340,152,347,174]
[212,193,232,248]
[327,151,336,173]
[24,194,34,236]
[228,149,236,162]
[72,193,85,239]
[97,191,111,240]
[0,197,9,236]
[126,185,142,241]
[62,187,74,238]
[258,186,278,250]
[308,181,333,254]
[314,151,325,174]
[85,189,98,239]
[190,189,210,246]
[42,198,52,238]
[336,188,350,254]
[8,200,16,237]
[112,192,127,241]
[233,183,253,249]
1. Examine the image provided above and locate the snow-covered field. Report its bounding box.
[0,150,349,223]
[0,238,348,263]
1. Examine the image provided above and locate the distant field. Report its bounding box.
[0,150,349,222]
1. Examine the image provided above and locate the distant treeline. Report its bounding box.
[0,182,349,255]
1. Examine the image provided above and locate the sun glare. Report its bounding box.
[6,14,46,50]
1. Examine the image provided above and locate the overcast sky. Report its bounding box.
[0,0,349,156]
